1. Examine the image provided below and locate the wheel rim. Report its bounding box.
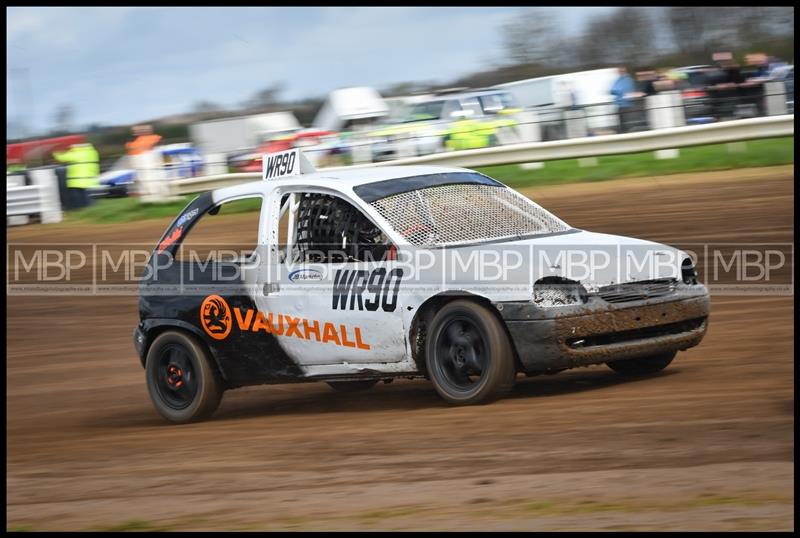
[154,344,198,410]
[433,316,488,394]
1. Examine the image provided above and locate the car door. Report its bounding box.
[141,193,305,387]
[255,187,407,366]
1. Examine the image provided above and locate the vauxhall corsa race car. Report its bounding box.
[134,149,710,423]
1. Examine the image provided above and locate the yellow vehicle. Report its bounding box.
[368,90,521,160]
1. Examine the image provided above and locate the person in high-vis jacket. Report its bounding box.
[53,143,100,209]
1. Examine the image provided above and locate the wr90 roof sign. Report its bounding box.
[262,149,316,180]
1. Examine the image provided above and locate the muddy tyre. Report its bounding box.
[145,331,224,424]
[327,380,379,392]
[425,300,516,405]
[606,351,677,376]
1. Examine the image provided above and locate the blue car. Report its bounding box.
[99,145,204,196]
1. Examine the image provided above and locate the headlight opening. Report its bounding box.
[533,277,588,307]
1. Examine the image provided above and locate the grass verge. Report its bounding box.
[476,136,793,188]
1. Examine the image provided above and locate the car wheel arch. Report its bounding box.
[407,291,521,375]
[140,320,227,383]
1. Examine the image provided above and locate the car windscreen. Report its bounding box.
[354,173,571,246]
[403,100,445,122]
[479,93,516,113]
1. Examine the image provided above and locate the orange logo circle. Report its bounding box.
[200,295,232,340]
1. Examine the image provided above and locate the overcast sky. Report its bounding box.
[7,6,618,136]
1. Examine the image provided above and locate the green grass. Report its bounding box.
[65,196,193,224]
[61,137,793,225]
[476,136,794,188]
[65,194,262,224]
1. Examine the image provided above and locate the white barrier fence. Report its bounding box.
[171,114,794,195]
[6,169,63,225]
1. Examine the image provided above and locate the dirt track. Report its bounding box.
[6,166,794,531]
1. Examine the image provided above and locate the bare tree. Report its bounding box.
[500,9,562,66]
[666,6,797,64]
[665,7,743,60]
[732,8,769,48]
[577,8,657,68]
[762,6,794,36]
[733,7,794,51]
[617,8,657,66]
[192,100,222,114]
[244,83,286,110]
[381,81,434,98]
[52,104,75,133]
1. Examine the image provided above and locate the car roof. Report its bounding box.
[418,89,510,103]
[459,89,511,99]
[212,165,477,201]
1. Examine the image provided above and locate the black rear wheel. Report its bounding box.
[425,300,516,405]
[146,331,223,423]
[606,350,677,376]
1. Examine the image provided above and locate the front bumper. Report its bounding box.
[497,285,710,373]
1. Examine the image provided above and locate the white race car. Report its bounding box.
[135,149,710,423]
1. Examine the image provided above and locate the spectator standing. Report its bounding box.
[611,66,636,133]
[653,68,676,92]
[710,54,747,119]
[126,125,163,201]
[744,53,770,80]
[720,59,745,85]
[742,53,770,116]
[635,69,658,96]
[126,124,162,156]
[53,142,100,209]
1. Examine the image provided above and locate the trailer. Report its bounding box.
[189,112,301,156]
[311,87,389,132]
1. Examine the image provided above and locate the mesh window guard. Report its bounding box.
[368,183,570,246]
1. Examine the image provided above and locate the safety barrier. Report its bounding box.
[171,113,794,195]
[6,169,63,225]
[7,185,44,217]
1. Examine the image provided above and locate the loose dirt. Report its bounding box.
[6,166,794,531]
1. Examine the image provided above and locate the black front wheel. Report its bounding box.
[425,300,516,405]
[606,350,677,376]
[145,331,224,423]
